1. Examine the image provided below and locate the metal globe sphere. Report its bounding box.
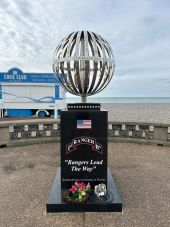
[53,31,115,102]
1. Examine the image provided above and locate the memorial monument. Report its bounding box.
[46,31,122,212]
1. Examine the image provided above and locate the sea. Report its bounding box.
[66,97,170,103]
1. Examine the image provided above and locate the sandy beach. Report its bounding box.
[101,103,170,123]
[0,142,169,227]
[1,103,170,124]
[66,98,170,124]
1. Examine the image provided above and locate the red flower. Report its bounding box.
[78,182,85,190]
[70,185,77,193]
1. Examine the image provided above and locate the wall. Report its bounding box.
[0,119,170,147]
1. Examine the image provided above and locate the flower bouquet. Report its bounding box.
[63,181,91,205]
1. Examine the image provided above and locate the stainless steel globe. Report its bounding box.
[53,31,115,102]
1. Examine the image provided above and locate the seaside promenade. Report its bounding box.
[0,142,169,227]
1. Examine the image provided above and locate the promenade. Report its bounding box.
[0,142,169,227]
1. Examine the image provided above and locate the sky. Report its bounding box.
[0,0,170,97]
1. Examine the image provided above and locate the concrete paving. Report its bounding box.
[0,142,170,227]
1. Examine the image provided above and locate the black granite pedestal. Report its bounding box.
[46,167,123,213]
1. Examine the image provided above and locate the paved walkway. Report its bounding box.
[0,142,169,227]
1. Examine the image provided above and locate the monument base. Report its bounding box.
[46,168,123,213]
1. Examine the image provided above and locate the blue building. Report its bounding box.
[0,68,66,118]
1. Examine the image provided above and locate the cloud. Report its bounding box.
[0,0,170,96]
